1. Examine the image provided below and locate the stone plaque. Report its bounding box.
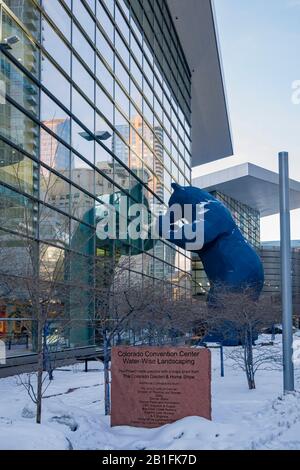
[111,346,211,428]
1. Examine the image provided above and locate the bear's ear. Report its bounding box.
[171,182,183,191]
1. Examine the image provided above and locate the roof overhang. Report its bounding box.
[167,0,233,166]
[193,163,300,217]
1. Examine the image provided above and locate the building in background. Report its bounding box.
[261,242,300,320]
[192,163,300,320]
[0,0,232,375]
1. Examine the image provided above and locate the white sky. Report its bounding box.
[192,0,300,242]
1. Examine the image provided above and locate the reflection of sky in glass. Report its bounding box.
[38,0,192,201]
[0,0,194,309]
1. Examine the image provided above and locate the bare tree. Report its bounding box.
[133,287,207,346]
[0,130,94,423]
[92,256,161,415]
[225,341,282,381]
[0,228,79,423]
[202,286,281,389]
[91,252,208,414]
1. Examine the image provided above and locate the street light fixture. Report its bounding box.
[0,35,20,50]
[79,131,112,142]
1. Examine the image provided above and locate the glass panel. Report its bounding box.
[0,229,37,356]
[143,99,153,126]
[72,56,95,102]
[70,186,95,223]
[86,0,96,13]
[130,80,143,111]
[130,150,144,182]
[73,0,95,41]
[40,166,70,215]
[96,28,114,69]
[72,88,95,131]
[41,92,71,144]
[95,166,114,200]
[114,160,131,191]
[114,110,129,144]
[2,10,40,77]
[5,0,41,39]
[115,58,129,93]
[115,82,129,118]
[95,142,114,180]
[115,31,129,68]
[95,172,115,202]
[0,139,38,197]
[39,204,70,247]
[0,101,39,157]
[39,244,67,291]
[96,57,113,97]
[71,153,95,194]
[71,120,95,165]
[117,0,129,19]
[96,85,114,123]
[130,58,142,89]
[42,19,71,75]
[103,0,114,15]
[96,0,114,42]
[0,54,39,118]
[72,23,94,72]
[40,128,70,176]
[70,220,95,255]
[95,113,113,152]
[0,184,37,236]
[115,5,129,43]
[130,127,142,160]
[113,132,129,166]
[42,0,71,41]
[42,56,71,109]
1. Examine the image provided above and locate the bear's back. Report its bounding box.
[199,228,264,292]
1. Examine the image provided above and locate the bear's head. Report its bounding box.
[168,182,215,209]
[167,183,235,230]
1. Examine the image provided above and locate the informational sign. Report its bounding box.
[111,346,211,428]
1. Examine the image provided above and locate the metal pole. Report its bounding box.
[220,343,224,377]
[278,151,295,393]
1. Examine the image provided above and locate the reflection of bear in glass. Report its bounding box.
[160,183,264,302]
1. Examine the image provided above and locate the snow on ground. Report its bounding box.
[0,337,300,450]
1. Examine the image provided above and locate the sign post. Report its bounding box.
[279,151,295,393]
[111,346,211,428]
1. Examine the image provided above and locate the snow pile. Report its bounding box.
[0,339,300,450]
[246,392,300,450]
[0,422,70,450]
[108,417,237,451]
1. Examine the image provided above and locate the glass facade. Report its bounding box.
[192,191,260,296]
[260,245,300,318]
[0,0,192,357]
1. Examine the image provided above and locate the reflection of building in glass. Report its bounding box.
[0,0,232,373]
[260,242,300,319]
[212,191,260,248]
[41,119,71,172]
[113,125,129,165]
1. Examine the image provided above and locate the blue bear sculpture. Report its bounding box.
[161,183,264,302]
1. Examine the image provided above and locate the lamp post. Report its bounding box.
[0,35,20,50]
[278,151,295,393]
